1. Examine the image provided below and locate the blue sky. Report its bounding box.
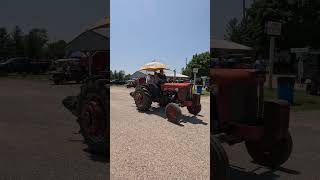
[0,0,108,42]
[211,0,253,38]
[111,0,210,74]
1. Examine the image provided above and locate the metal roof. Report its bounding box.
[65,17,110,54]
[92,28,109,38]
[211,38,253,51]
[89,17,110,30]
[65,29,109,54]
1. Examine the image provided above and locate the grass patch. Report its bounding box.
[201,90,210,96]
[264,88,320,111]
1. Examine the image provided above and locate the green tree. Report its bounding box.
[225,18,242,43]
[46,40,67,59]
[24,28,49,59]
[0,27,12,58]
[124,74,131,80]
[110,70,114,80]
[182,52,210,78]
[118,70,125,80]
[11,26,25,57]
[225,0,320,56]
[113,70,118,80]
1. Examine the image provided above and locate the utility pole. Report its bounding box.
[243,0,246,20]
[185,58,188,68]
[268,37,275,89]
[266,21,282,89]
[87,51,93,76]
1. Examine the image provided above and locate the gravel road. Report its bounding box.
[0,78,108,180]
[224,110,320,180]
[110,86,210,180]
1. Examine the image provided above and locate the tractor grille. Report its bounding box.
[227,84,258,124]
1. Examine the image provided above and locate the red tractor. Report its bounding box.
[130,81,202,124]
[211,68,293,180]
[62,51,110,155]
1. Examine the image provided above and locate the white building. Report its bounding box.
[65,17,110,56]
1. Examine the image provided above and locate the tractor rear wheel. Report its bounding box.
[187,104,201,115]
[133,88,152,111]
[245,131,293,168]
[211,135,230,180]
[165,103,182,124]
[77,78,109,155]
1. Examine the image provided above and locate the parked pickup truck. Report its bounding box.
[0,57,50,74]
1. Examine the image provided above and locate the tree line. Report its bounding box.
[225,0,320,57]
[110,70,131,80]
[182,51,210,78]
[0,26,67,61]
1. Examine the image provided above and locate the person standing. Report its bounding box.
[298,57,304,87]
[254,56,265,71]
[146,73,151,84]
[158,69,167,83]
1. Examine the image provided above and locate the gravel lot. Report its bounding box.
[110,86,210,180]
[0,78,108,180]
[2,78,318,179]
[224,110,320,180]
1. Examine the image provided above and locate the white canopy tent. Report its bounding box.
[65,17,110,75]
[210,38,252,51]
[164,70,189,78]
[210,38,254,58]
[130,69,189,79]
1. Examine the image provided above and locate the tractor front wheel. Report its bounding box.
[165,103,182,124]
[245,131,293,168]
[78,94,108,154]
[77,78,109,155]
[133,89,152,111]
[211,135,230,180]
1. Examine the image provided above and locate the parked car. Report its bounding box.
[0,57,50,74]
[126,80,137,88]
[111,79,126,85]
[49,58,88,85]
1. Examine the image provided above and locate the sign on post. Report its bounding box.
[290,48,309,53]
[193,68,199,90]
[193,68,199,73]
[265,21,281,89]
[266,21,282,36]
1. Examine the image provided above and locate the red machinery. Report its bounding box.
[63,18,110,155]
[211,68,293,179]
[136,77,146,86]
[63,51,109,154]
[131,82,201,124]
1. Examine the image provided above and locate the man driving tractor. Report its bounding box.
[130,61,202,123]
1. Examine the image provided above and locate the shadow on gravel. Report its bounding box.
[230,165,300,180]
[83,148,109,163]
[181,115,208,125]
[50,82,80,86]
[141,107,208,126]
[68,138,109,163]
